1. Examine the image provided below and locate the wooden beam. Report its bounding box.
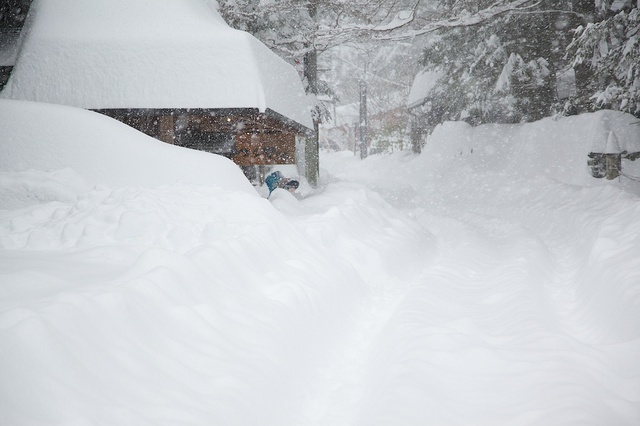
[158,114,175,144]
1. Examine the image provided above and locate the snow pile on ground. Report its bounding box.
[1,98,640,425]
[317,111,640,424]
[0,100,255,195]
[0,100,365,425]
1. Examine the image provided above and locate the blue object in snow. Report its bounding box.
[266,171,284,194]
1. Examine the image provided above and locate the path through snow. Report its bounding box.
[267,151,640,425]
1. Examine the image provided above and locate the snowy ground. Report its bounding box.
[1,100,640,425]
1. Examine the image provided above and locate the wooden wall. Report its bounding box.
[94,108,302,167]
[233,132,296,165]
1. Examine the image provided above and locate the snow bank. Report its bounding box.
[0,189,366,424]
[0,99,364,425]
[421,110,640,187]
[1,0,313,129]
[318,110,640,424]
[0,99,256,195]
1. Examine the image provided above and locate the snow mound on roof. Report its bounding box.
[407,70,442,109]
[1,0,313,129]
[0,99,256,198]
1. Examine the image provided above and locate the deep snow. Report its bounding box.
[1,0,313,129]
[1,99,640,425]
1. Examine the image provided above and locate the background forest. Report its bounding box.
[216,0,639,152]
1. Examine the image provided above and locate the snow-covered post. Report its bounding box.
[359,78,368,159]
[588,131,625,180]
[603,130,623,180]
[158,114,175,145]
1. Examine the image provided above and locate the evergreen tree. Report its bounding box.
[418,0,574,124]
[0,0,32,90]
[0,0,31,29]
[570,0,599,110]
[567,3,640,117]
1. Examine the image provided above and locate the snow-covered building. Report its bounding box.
[407,70,443,152]
[320,103,359,151]
[321,100,409,154]
[0,0,314,180]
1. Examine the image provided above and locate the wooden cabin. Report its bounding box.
[0,0,314,182]
[96,107,309,180]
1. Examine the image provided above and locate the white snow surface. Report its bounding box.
[407,70,442,109]
[0,0,313,129]
[0,100,256,197]
[1,99,640,425]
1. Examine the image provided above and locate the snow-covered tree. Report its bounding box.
[415,0,574,124]
[218,0,540,111]
[0,0,32,90]
[412,0,639,126]
[217,0,420,97]
[419,29,512,124]
[0,0,31,29]
[567,5,640,117]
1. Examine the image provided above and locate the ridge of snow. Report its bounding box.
[0,99,256,193]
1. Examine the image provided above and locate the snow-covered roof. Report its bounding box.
[407,70,442,109]
[0,0,313,130]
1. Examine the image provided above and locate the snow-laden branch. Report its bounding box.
[371,0,421,32]
[315,0,540,46]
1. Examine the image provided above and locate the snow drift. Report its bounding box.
[1,97,639,425]
[0,99,366,425]
[0,100,256,197]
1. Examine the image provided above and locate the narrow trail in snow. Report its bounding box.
[296,202,562,424]
[283,181,431,425]
[298,278,408,425]
[290,176,640,424]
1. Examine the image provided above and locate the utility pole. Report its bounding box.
[359,78,368,159]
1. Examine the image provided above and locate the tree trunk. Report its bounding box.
[572,0,598,111]
[527,2,558,120]
[303,0,319,187]
[304,48,318,95]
